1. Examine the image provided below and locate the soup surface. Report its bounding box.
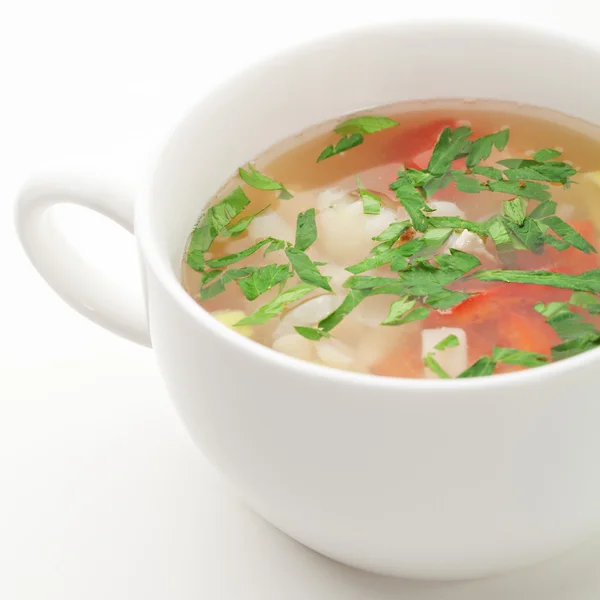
[182,100,600,379]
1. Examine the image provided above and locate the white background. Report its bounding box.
[3,1,600,598]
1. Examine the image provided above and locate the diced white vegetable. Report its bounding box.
[274,295,340,339]
[212,310,253,338]
[317,200,399,264]
[354,295,395,327]
[317,187,353,211]
[364,207,399,239]
[445,230,494,261]
[248,212,295,244]
[273,333,317,362]
[428,200,465,218]
[421,327,468,379]
[355,325,405,369]
[325,315,369,347]
[319,263,350,294]
[316,340,356,371]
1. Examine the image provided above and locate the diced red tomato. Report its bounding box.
[386,118,457,165]
[497,311,559,355]
[466,328,496,364]
[429,283,563,327]
[442,285,512,326]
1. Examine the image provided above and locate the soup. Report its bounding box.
[182,99,600,379]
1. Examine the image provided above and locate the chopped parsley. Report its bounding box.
[435,334,460,350]
[334,115,399,135]
[356,175,382,215]
[317,115,399,162]
[239,164,293,199]
[188,122,600,380]
[235,284,317,326]
[294,208,318,251]
[285,247,332,292]
[381,297,430,326]
[294,326,331,341]
[423,353,450,378]
[317,134,364,162]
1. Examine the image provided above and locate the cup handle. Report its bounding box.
[15,175,151,347]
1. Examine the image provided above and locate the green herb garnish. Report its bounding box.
[317,134,364,162]
[425,289,471,309]
[236,283,317,326]
[498,152,576,186]
[458,356,496,378]
[491,347,548,367]
[294,326,331,341]
[503,197,527,226]
[534,301,599,340]
[570,291,600,315]
[265,239,287,254]
[466,129,509,168]
[187,186,251,269]
[285,247,332,292]
[423,353,451,378]
[532,148,562,162]
[222,205,270,238]
[205,238,274,268]
[435,334,460,350]
[487,179,551,202]
[427,126,472,176]
[451,170,487,193]
[191,123,600,380]
[528,200,557,220]
[426,216,489,236]
[470,165,504,180]
[237,264,292,301]
[541,216,596,254]
[504,216,545,253]
[199,267,257,300]
[239,164,293,199]
[334,115,399,135]
[316,113,400,162]
[551,334,600,360]
[372,220,411,243]
[318,289,369,332]
[472,269,600,292]
[356,175,382,215]
[346,247,406,275]
[294,208,318,251]
[543,234,571,251]
[390,172,434,232]
[420,227,454,252]
[381,296,430,326]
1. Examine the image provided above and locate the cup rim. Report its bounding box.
[135,19,600,392]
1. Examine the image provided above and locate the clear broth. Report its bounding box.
[182,99,600,378]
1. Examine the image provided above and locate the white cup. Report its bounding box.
[14,21,600,580]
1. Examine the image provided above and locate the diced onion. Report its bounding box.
[445,230,494,261]
[274,295,340,339]
[316,340,356,370]
[273,333,317,361]
[248,212,295,244]
[428,200,465,218]
[317,200,399,264]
